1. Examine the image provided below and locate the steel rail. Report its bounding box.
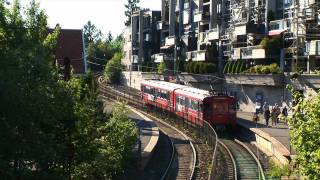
[234,139,266,180]
[218,140,237,180]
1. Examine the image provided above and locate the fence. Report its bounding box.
[99,84,219,179]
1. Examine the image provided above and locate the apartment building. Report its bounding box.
[123,0,320,73]
[268,0,320,72]
[122,10,161,71]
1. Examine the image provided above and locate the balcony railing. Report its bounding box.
[165,36,176,46]
[152,53,174,63]
[307,40,320,55]
[240,46,266,59]
[186,50,206,61]
[194,11,210,22]
[207,28,219,40]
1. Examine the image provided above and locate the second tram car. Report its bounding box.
[141,80,237,127]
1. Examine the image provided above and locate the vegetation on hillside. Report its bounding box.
[186,61,217,74]
[243,63,283,74]
[104,52,123,84]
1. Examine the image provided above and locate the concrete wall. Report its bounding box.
[121,71,164,90]
[121,72,303,112]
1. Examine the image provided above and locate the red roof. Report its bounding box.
[51,29,86,74]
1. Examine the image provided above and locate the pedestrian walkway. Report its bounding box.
[237,111,292,165]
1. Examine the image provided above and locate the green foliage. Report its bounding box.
[124,0,140,26]
[223,62,231,73]
[243,63,283,74]
[260,37,282,56]
[157,61,167,74]
[0,1,136,179]
[287,85,320,179]
[227,61,234,73]
[266,161,291,179]
[83,20,102,45]
[186,61,217,74]
[231,61,239,73]
[104,52,123,84]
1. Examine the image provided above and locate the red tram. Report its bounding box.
[141,80,237,127]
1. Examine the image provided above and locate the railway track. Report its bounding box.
[217,133,266,180]
[97,80,196,180]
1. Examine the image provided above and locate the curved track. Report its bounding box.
[216,141,237,180]
[97,79,196,180]
[220,139,265,180]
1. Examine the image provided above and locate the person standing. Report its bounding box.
[271,108,277,126]
[282,106,288,125]
[264,107,270,127]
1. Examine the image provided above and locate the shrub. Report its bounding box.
[157,61,167,74]
[193,62,201,74]
[231,61,238,73]
[227,61,234,74]
[261,66,271,74]
[199,62,206,74]
[255,65,263,74]
[207,63,217,73]
[223,62,230,74]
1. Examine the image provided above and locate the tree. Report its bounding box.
[157,61,167,74]
[0,1,136,179]
[124,0,140,26]
[104,53,123,84]
[83,21,102,46]
[287,86,320,179]
[106,31,113,43]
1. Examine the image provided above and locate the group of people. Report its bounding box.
[263,103,288,127]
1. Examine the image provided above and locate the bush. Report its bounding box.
[237,60,246,73]
[104,52,123,84]
[243,63,283,75]
[227,61,234,74]
[207,63,216,73]
[223,62,230,74]
[194,62,201,74]
[157,61,166,74]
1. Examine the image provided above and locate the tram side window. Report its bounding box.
[176,96,185,105]
[190,100,199,111]
[143,86,154,95]
[156,89,169,100]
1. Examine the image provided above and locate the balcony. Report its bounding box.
[152,53,174,63]
[194,11,210,23]
[240,46,266,59]
[165,36,176,46]
[157,21,168,30]
[308,40,320,56]
[207,28,219,40]
[231,46,266,60]
[186,50,206,61]
[268,19,290,36]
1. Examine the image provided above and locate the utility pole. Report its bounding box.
[129,9,133,87]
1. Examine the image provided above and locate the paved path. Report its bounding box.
[237,112,291,153]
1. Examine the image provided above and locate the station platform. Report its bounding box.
[102,101,159,170]
[237,112,292,165]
